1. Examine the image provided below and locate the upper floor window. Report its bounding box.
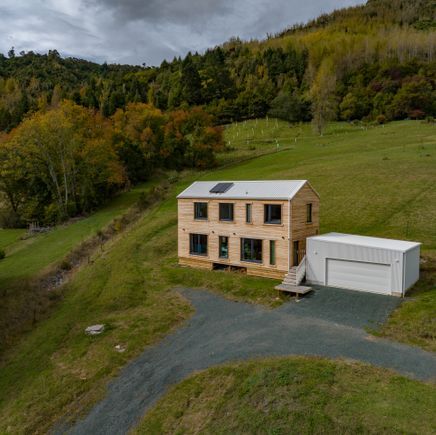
[306,203,313,223]
[264,204,281,224]
[246,203,252,223]
[190,233,208,256]
[219,203,234,221]
[194,202,208,220]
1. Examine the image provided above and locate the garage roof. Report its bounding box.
[309,232,421,252]
[177,180,314,200]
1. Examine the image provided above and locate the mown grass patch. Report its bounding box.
[0,183,155,286]
[378,257,436,352]
[134,357,436,434]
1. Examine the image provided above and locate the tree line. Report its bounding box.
[0,0,435,134]
[0,101,223,227]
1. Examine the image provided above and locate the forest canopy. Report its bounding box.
[0,101,223,226]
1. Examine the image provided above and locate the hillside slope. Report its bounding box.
[0,120,434,433]
[0,0,435,130]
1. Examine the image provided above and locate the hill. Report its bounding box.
[0,0,435,131]
[0,120,435,433]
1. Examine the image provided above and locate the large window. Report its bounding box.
[245,203,252,223]
[241,238,262,263]
[194,202,208,220]
[306,203,313,223]
[219,236,229,258]
[219,203,234,221]
[264,204,282,224]
[270,240,276,265]
[189,234,208,256]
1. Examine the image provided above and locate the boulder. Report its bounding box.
[85,324,105,335]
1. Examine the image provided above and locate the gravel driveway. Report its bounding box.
[63,286,436,435]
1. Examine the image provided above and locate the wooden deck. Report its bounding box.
[275,284,312,295]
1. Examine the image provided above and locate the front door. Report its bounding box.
[293,240,299,266]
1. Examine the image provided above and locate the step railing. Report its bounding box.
[295,255,306,285]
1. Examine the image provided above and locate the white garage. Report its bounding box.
[306,233,421,296]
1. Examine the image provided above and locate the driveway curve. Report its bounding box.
[63,286,436,435]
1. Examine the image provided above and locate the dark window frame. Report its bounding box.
[219,203,234,221]
[264,204,282,224]
[240,238,263,263]
[194,202,208,220]
[218,236,229,259]
[245,203,252,224]
[269,240,276,265]
[189,233,208,256]
[306,203,313,223]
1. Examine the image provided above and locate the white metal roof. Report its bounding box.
[177,180,310,200]
[308,232,421,252]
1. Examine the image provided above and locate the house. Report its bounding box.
[306,233,420,296]
[177,180,320,280]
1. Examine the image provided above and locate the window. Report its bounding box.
[219,236,229,258]
[241,238,262,263]
[245,203,252,223]
[189,234,207,256]
[219,203,234,221]
[270,240,276,265]
[264,204,282,224]
[306,203,313,223]
[194,202,208,220]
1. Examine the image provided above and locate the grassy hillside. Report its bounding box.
[0,120,435,433]
[0,184,152,285]
[134,357,436,434]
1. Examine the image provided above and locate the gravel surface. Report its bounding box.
[63,286,436,435]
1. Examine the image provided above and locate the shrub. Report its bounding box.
[0,249,5,260]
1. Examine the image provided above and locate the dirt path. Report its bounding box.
[62,286,436,435]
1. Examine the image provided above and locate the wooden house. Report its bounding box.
[177,180,319,282]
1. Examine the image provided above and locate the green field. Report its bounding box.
[0,183,154,286]
[135,357,436,434]
[0,120,435,433]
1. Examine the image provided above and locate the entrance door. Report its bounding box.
[292,241,299,266]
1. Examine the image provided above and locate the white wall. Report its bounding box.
[404,246,420,291]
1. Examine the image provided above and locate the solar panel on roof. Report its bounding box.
[209,182,234,194]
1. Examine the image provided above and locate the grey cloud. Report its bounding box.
[0,0,365,66]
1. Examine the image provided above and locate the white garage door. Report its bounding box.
[326,259,391,294]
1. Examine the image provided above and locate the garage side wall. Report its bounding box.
[404,246,420,291]
[306,239,404,294]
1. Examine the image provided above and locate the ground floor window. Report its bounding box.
[190,233,207,256]
[219,236,229,258]
[270,240,276,265]
[241,238,262,263]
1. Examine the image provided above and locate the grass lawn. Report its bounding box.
[0,228,25,251]
[0,120,435,433]
[134,357,436,434]
[0,183,154,286]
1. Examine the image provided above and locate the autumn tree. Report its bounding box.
[0,101,126,225]
[310,59,338,135]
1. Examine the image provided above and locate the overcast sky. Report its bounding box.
[1,0,365,66]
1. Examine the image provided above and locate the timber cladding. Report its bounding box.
[177,183,319,279]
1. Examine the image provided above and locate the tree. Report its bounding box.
[180,54,202,105]
[0,101,126,224]
[310,59,338,135]
[389,76,435,119]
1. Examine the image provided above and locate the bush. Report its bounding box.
[376,114,387,124]
[0,249,5,260]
